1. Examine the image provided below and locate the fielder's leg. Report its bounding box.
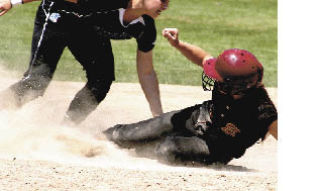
[4,4,66,108]
[65,24,115,124]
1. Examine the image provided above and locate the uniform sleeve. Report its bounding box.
[256,95,278,133]
[114,14,157,52]
[135,15,157,52]
[78,0,130,10]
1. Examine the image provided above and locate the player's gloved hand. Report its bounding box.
[0,0,12,16]
[162,28,179,47]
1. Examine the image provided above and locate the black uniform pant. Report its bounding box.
[9,1,118,123]
[104,102,214,164]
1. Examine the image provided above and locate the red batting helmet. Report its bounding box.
[202,48,263,94]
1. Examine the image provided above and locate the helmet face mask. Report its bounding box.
[202,71,216,91]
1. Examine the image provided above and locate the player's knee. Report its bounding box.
[88,79,112,103]
[155,137,178,161]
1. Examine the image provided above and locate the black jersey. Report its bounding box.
[77,0,130,11]
[110,13,156,52]
[56,7,157,52]
[42,0,129,14]
[203,87,277,163]
[59,0,156,52]
[92,10,157,52]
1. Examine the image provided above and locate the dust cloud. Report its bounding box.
[0,66,277,174]
[0,67,174,172]
[0,99,172,171]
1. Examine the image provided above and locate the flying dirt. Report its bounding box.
[0,67,277,190]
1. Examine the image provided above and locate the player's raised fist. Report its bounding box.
[162,28,179,47]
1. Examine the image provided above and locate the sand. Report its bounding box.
[0,76,277,191]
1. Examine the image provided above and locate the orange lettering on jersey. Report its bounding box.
[221,123,240,137]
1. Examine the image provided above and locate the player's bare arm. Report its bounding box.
[0,0,78,16]
[0,0,36,16]
[268,120,277,140]
[122,8,150,24]
[68,0,169,19]
[132,0,169,17]
[162,28,211,67]
[137,50,163,117]
[63,0,169,23]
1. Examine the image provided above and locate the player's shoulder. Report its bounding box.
[256,87,275,105]
[252,87,278,121]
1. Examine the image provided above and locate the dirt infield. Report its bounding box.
[0,77,277,191]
